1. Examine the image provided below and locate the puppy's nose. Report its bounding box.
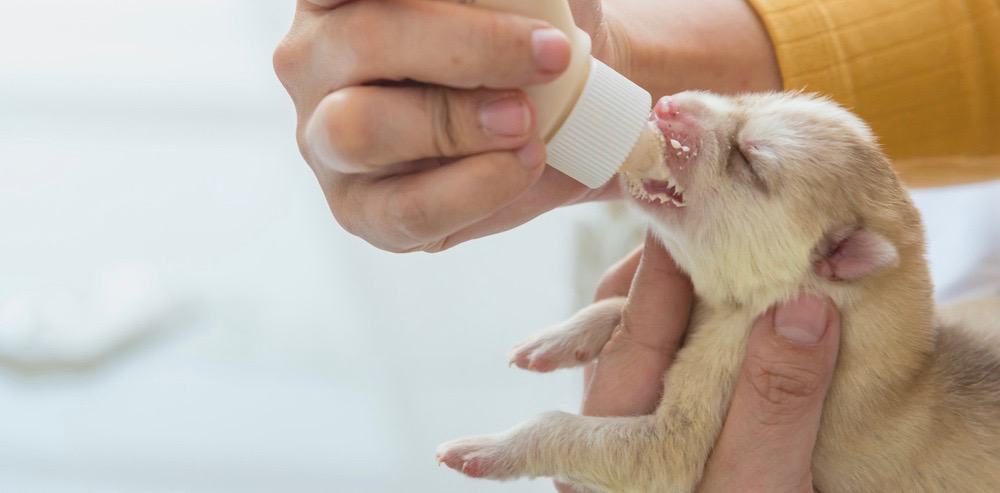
[654,96,681,119]
[649,95,703,166]
[652,95,707,147]
[654,95,707,123]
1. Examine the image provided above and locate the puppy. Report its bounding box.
[437,92,1000,492]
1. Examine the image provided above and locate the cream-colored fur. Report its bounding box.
[437,92,1000,492]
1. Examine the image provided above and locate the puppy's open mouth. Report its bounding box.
[625,165,687,207]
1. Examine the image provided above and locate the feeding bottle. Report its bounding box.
[452,0,666,188]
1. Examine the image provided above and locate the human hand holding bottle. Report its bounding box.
[273,0,781,252]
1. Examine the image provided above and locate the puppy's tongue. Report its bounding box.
[642,179,685,204]
[619,121,670,181]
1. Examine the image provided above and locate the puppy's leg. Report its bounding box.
[442,313,749,492]
[510,297,624,372]
[438,411,662,492]
[437,390,727,492]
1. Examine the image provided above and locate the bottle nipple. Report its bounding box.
[619,121,669,181]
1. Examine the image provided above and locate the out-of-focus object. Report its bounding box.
[0,263,192,373]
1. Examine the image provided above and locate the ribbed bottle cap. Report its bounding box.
[546,58,652,188]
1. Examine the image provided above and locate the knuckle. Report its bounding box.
[600,327,631,356]
[602,321,671,358]
[316,88,378,167]
[747,356,825,423]
[336,4,387,70]
[325,180,363,237]
[424,87,461,156]
[327,178,416,254]
[272,36,304,86]
[329,204,360,237]
[477,15,530,81]
[421,237,453,254]
[479,14,509,56]
[386,185,437,244]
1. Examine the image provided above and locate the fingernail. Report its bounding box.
[532,28,570,74]
[774,294,829,345]
[479,95,531,137]
[516,141,545,168]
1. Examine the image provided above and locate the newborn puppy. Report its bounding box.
[437,92,1000,492]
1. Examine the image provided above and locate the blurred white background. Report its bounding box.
[0,1,997,492]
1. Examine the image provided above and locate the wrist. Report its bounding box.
[600,0,783,99]
[588,4,634,83]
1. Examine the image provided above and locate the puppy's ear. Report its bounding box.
[812,226,899,281]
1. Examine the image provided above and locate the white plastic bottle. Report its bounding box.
[453,0,664,188]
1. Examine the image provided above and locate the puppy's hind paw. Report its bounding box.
[436,435,522,480]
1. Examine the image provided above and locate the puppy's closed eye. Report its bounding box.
[727,142,768,192]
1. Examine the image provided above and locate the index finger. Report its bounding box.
[316,0,571,90]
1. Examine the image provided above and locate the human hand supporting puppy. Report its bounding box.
[556,234,841,493]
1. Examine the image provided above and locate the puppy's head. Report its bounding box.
[623,91,923,305]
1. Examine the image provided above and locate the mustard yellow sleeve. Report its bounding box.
[746,0,1000,187]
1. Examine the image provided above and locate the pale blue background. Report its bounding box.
[0,1,997,492]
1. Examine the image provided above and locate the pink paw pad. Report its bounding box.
[461,456,495,478]
[510,335,598,373]
[437,450,465,471]
[527,355,557,372]
[437,439,512,480]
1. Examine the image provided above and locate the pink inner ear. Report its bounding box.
[814,228,899,281]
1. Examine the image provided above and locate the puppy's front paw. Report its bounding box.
[509,328,606,372]
[436,434,522,480]
[508,299,622,373]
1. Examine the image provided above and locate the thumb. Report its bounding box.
[699,293,841,493]
[581,232,693,417]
